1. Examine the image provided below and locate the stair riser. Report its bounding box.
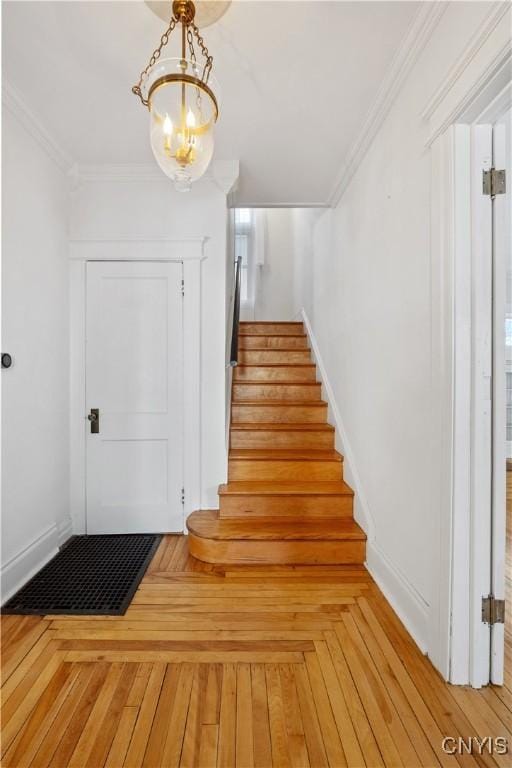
[240,323,304,336]
[233,383,321,402]
[228,459,342,481]
[219,495,352,517]
[239,337,309,350]
[238,350,311,364]
[232,404,327,424]
[234,367,316,383]
[188,535,365,565]
[231,430,334,450]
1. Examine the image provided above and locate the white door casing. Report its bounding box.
[470,124,494,687]
[86,261,183,534]
[425,1,511,684]
[490,107,511,684]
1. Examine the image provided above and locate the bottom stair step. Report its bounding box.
[187,511,366,565]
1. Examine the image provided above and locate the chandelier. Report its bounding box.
[133,0,220,191]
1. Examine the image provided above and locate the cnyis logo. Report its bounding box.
[442,737,508,755]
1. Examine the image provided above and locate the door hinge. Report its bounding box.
[482,168,506,197]
[181,279,185,297]
[481,595,505,625]
[181,487,185,505]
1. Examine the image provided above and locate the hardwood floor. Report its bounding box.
[2,535,511,767]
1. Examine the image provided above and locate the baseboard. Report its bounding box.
[1,523,59,604]
[300,308,375,539]
[366,542,429,653]
[57,517,74,547]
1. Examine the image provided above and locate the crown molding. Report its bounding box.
[327,0,447,208]
[421,1,510,122]
[70,158,240,194]
[209,159,239,195]
[69,163,165,184]
[2,80,73,173]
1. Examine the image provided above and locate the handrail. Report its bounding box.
[229,256,242,366]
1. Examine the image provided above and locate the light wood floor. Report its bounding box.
[1,535,511,768]
[505,469,511,694]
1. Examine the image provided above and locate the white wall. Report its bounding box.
[1,107,71,601]
[69,176,230,513]
[253,209,296,321]
[292,1,495,655]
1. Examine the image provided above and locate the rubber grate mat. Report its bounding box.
[2,534,162,615]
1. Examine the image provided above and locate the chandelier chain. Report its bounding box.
[132,17,178,105]
[191,23,213,83]
[187,26,196,64]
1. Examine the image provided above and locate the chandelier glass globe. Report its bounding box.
[141,58,218,191]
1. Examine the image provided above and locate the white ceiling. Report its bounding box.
[3,1,419,205]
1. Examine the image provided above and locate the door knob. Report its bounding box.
[88,408,99,434]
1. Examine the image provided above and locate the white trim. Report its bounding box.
[70,160,239,195]
[327,1,446,207]
[69,238,207,262]
[1,524,59,604]
[427,13,512,684]
[428,127,456,680]
[2,80,73,173]
[422,2,511,121]
[69,242,206,534]
[366,542,429,654]
[300,308,374,539]
[57,518,73,548]
[424,4,512,145]
[69,164,165,184]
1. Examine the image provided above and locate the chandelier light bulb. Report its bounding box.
[163,114,173,135]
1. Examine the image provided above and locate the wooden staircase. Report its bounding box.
[187,321,366,564]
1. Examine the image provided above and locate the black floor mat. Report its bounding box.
[2,534,162,615]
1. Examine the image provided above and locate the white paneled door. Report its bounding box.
[86,261,183,534]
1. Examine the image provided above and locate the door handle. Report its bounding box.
[88,408,99,434]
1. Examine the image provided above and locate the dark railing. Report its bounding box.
[229,257,242,366]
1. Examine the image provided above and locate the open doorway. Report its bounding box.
[232,208,323,322]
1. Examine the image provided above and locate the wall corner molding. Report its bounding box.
[327,0,446,207]
[1,524,59,604]
[2,80,73,174]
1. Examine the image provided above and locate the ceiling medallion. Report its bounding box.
[133,0,224,191]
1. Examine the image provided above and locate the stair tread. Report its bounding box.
[229,449,343,461]
[240,333,307,337]
[188,511,365,541]
[240,322,303,326]
[234,381,319,385]
[236,363,315,368]
[219,481,353,496]
[231,422,334,431]
[232,400,327,407]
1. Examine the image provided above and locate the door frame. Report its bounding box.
[69,238,207,535]
[425,3,511,685]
